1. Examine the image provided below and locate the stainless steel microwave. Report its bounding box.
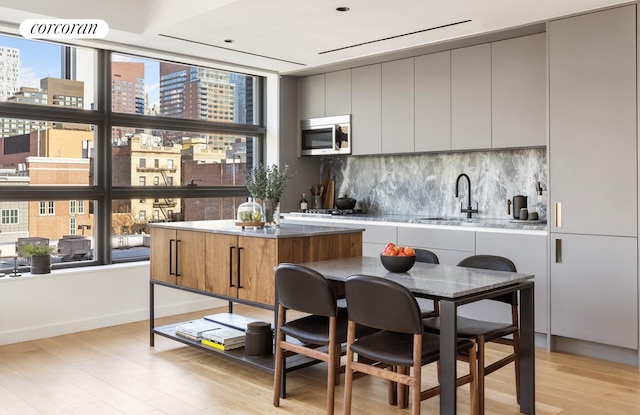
[300,114,351,156]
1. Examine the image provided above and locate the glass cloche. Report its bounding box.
[237,198,264,224]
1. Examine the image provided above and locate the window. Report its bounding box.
[39,202,55,216]
[0,36,264,270]
[69,217,76,235]
[1,209,18,224]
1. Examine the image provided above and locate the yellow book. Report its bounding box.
[202,338,243,351]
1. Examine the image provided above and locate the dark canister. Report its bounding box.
[245,321,273,356]
[512,195,528,219]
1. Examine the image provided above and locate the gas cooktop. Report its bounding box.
[297,208,363,216]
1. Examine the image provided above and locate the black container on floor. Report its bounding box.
[245,321,273,356]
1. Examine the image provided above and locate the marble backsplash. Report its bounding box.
[321,148,547,219]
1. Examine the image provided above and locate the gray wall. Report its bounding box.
[322,148,547,219]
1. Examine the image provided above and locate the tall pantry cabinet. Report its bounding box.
[548,5,638,351]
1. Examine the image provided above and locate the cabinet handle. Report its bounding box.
[555,202,562,228]
[555,238,562,263]
[175,239,181,277]
[229,247,236,287]
[237,247,244,289]
[169,239,175,276]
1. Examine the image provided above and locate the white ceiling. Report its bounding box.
[0,0,631,75]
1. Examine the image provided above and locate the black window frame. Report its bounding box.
[0,46,264,269]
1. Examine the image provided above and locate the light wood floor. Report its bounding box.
[1,305,639,415]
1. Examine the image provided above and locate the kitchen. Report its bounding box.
[276,4,638,372]
[0,1,639,414]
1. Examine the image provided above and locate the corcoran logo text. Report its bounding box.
[19,19,109,39]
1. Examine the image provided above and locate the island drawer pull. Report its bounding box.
[229,246,236,287]
[175,239,181,277]
[237,247,244,288]
[169,239,175,276]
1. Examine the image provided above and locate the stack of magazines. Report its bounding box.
[175,319,225,341]
[201,326,245,351]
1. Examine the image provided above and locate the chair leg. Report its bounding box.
[343,321,356,415]
[477,336,486,415]
[468,340,479,415]
[273,306,286,407]
[388,366,397,405]
[513,332,521,404]
[411,335,422,415]
[326,317,337,415]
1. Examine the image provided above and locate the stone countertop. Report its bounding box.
[148,220,362,239]
[283,212,548,233]
[298,256,534,298]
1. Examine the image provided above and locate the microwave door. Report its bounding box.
[301,127,333,154]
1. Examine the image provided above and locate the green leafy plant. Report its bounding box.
[246,164,292,200]
[18,242,57,257]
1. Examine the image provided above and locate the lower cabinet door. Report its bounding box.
[550,233,637,349]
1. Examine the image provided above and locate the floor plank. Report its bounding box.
[1,305,639,414]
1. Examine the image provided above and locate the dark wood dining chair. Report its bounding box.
[414,248,440,318]
[272,263,374,415]
[343,274,477,415]
[423,254,519,414]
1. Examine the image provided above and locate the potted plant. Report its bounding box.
[246,164,292,226]
[18,242,57,274]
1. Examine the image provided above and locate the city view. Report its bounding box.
[0,35,258,266]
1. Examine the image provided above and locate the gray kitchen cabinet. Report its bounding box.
[550,234,637,349]
[351,64,382,155]
[396,225,474,265]
[491,33,546,149]
[298,74,325,119]
[548,5,638,352]
[451,43,492,150]
[414,51,451,152]
[332,220,397,257]
[382,58,415,153]
[474,232,548,335]
[325,69,351,116]
[549,5,636,237]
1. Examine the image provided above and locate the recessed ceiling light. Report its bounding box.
[224,39,234,43]
[336,7,350,12]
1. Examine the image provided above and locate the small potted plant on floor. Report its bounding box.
[18,242,57,274]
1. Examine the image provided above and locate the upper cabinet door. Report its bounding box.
[351,64,382,155]
[382,58,415,154]
[492,33,547,148]
[415,51,451,152]
[451,44,492,150]
[298,74,325,119]
[325,69,351,116]
[549,5,636,236]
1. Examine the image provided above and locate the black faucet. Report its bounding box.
[455,173,478,219]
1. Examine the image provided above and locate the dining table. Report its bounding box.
[297,255,535,415]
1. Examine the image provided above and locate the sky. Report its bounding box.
[0,34,160,107]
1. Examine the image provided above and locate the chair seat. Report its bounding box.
[281,308,377,346]
[351,330,474,367]
[423,316,517,341]
[281,308,348,345]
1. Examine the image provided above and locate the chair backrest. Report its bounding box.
[345,275,423,334]
[457,255,517,305]
[275,263,338,317]
[415,248,439,264]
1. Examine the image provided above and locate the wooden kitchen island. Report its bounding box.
[148,220,363,373]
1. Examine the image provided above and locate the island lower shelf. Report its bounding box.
[152,322,320,374]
